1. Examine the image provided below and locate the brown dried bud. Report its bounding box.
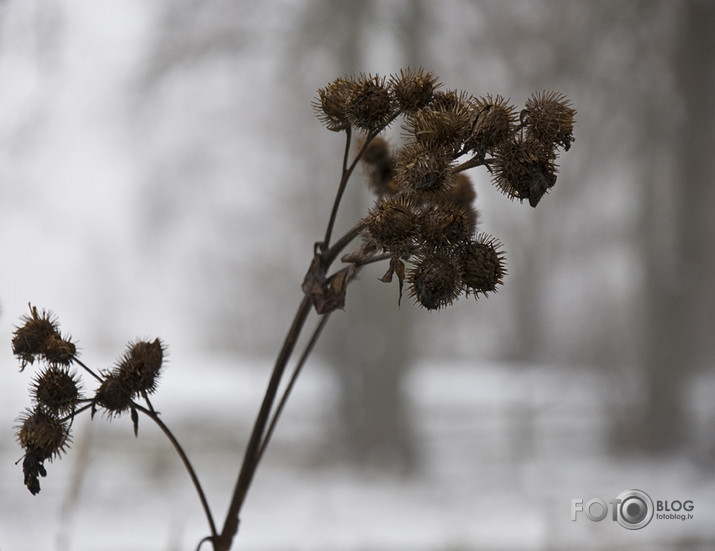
[466,95,517,155]
[419,201,475,250]
[344,74,395,133]
[116,339,165,396]
[361,137,396,197]
[429,89,472,113]
[390,68,440,114]
[461,234,506,297]
[406,92,472,155]
[31,365,82,416]
[43,333,77,366]
[313,77,355,132]
[16,408,71,461]
[394,143,455,197]
[492,137,558,207]
[12,305,61,369]
[363,196,418,255]
[94,373,133,417]
[521,90,576,150]
[442,173,478,231]
[408,253,462,310]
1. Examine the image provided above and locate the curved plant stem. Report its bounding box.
[216,295,313,551]
[256,311,332,463]
[216,118,399,551]
[322,127,353,248]
[73,358,103,383]
[322,221,367,266]
[454,155,493,173]
[132,402,218,540]
[322,127,386,250]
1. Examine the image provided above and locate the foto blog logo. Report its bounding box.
[571,489,695,530]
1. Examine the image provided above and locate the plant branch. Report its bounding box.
[73,358,103,383]
[131,402,218,540]
[454,155,494,173]
[216,294,313,550]
[256,311,332,463]
[354,251,394,267]
[322,125,389,250]
[322,221,367,267]
[322,127,353,249]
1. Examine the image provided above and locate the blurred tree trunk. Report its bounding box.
[317,0,422,473]
[614,0,715,453]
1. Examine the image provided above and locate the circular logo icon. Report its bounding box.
[616,489,654,530]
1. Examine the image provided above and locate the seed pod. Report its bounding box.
[30,365,82,416]
[363,196,419,255]
[491,137,557,207]
[407,102,470,155]
[313,77,355,132]
[116,339,165,396]
[16,408,71,461]
[344,74,395,133]
[419,201,474,251]
[466,95,517,156]
[43,333,77,366]
[361,137,396,197]
[94,373,133,417]
[12,305,61,369]
[442,173,478,232]
[408,253,462,310]
[521,90,576,150]
[389,67,440,114]
[394,143,455,197]
[461,234,507,297]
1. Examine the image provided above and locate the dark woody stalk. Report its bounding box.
[10,68,575,551]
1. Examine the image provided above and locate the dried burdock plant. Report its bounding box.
[11,69,575,550]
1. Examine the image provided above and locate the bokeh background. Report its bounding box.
[1,1,714,549]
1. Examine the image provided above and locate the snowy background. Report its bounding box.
[2,1,715,550]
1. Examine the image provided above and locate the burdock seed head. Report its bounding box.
[17,408,72,495]
[313,76,355,132]
[115,338,165,396]
[405,89,473,156]
[16,407,71,461]
[363,196,419,256]
[521,90,576,151]
[361,136,397,197]
[491,137,558,207]
[461,234,507,298]
[344,73,396,133]
[12,305,60,369]
[394,142,455,198]
[466,95,517,155]
[12,305,77,369]
[408,253,462,311]
[419,201,475,251]
[30,365,83,416]
[93,373,133,417]
[389,67,441,114]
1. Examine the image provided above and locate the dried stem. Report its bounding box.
[257,310,332,462]
[322,126,353,249]
[322,220,367,266]
[131,402,218,540]
[216,295,312,550]
[73,357,104,383]
[454,154,493,173]
[216,129,385,551]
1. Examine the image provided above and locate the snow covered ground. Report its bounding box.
[2,357,714,551]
